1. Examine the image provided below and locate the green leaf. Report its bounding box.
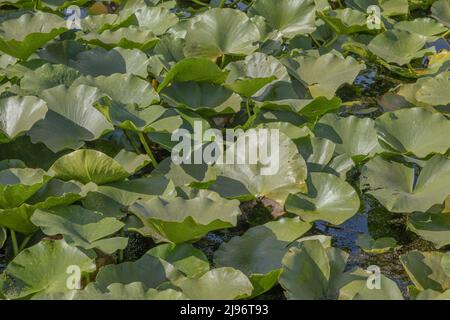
[314,113,381,160]
[0,96,48,143]
[94,253,181,291]
[132,5,178,35]
[184,8,260,59]
[415,71,450,106]
[27,84,113,152]
[21,64,81,94]
[394,18,447,40]
[129,191,241,243]
[0,239,96,299]
[355,234,399,254]
[431,0,450,27]
[0,167,51,208]
[173,267,253,300]
[375,108,450,157]
[50,149,149,185]
[161,82,241,116]
[285,172,360,225]
[368,30,435,66]
[0,12,67,59]
[407,212,450,249]
[360,155,450,213]
[285,52,365,99]
[31,205,127,254]
[73,73,159,106]
[69,47,149,77]
[81,26,159,51]
[250,0,316,38]
[148,243,210,278]
[158,57,229,92]
[400,250,450,292]
[210,131,307,205]
[319,8,369,35]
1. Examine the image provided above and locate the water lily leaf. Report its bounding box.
[360,155,450,213]
[214,220,310,297]
[279,240,346,299]
[443,253,450,277]
[158,58,229,92]
[161,82,241,116]
[400,250,450,292]
[31,205,127,254]
[314,113,381,161]
[319,8,369,35]
[0,226,5,248]
[432,0,450,27]
[336,269,404,300]
[148,243,209,278]
[250,0,316,38]
[0,12,66,59]
[184,8,260,59]
[69,47,149,77]
[27,84,113,152]
[73,73,159,106]
[224,77,276,98]
[355,234,399,254]
[285,172,360,225]
[81,26,159,51]
[280,239,403,299]
[415,72,450,106]
[21,64,81,94]
[133,6,178,35]
[129,191,241,243]
[0,179,96,234]
[394,18,447,40]
[0,239,96,299]
[415,289,450,300]
[285,52,365,99]
[173,267,253,300]
[72,282,188,300]
[0,95,48,143]
[368,30,435,66]
[38,40,88,65]
[94,252,181,291]
[210,131,307,205]
[0,167,51,208]
[407,212,450,249]
[50,149,149,185]
[375,108,450,158]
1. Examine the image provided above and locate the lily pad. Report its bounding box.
[368,30,435,66]
[184,8,260,59]
[0,239,96,299]
[129,191,241,243]
[314,113,381,160]
[31,205,127,254]
[0,95,48,143]
[28,84,113,152]
[50,149,150,185]
[250,0,316,38]
[360,155,450,213]
[407,212,450,249]
[355,234,399,254]
[285,172,360,225]
[375,108,450,157]
[0,12,66,59]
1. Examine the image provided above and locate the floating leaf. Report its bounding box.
[0,239,96,299]
[361,155,450,213]
[355,234,399,254]
[285,172,360,225]
[50,149,149,185]
[407,212,450,249]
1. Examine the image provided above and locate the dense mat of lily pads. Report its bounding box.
[0,0,449,300]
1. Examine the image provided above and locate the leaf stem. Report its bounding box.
[138,132,158,168]
[191,0,209,7]
[10,229,19,258]
[310,34,321,48]
[18,234,32,252]
[246,98,252,118]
